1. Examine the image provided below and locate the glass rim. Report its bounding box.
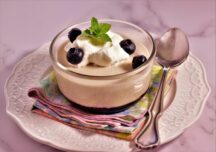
[49,19,156,80]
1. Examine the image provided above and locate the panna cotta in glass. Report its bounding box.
[50,18,156,114]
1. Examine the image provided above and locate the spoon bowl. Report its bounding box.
[156,28,189,68]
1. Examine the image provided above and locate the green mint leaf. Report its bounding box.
[82,17,112,44]
[82,29,92,38]
[98,34,112,42]
[89,37,105,45]
[99,23,111,34]
[90,17,99,33]
[91,17,99,28]
[83,29,91,35]
[92,27,101,35]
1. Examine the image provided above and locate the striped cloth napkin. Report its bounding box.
[28,65,176,140]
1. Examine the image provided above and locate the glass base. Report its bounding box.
[67,90,148,115]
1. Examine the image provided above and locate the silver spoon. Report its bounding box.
[134,28,189,149]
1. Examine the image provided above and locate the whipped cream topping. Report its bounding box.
[64,31,130,67]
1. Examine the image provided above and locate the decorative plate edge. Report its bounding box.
[175,53,211,132]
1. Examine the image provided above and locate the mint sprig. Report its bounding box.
[83,17,112,45]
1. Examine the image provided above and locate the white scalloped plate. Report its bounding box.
[5,43,211,152]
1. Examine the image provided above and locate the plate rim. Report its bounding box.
[4,43,211,151]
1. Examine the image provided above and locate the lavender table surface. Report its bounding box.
[0,0,215,152]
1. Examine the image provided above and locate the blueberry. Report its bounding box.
[119,39,136,55]
[68,28,82,42]
[132,55,147,69]
[67,48,84,64]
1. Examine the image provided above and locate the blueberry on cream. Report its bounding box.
[120,39,136,55]
[67,48,84,64]
[68,28,82,43]
[132,55,147,69]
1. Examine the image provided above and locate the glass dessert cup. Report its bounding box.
[50,19,156,114]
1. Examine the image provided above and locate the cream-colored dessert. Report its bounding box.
[50,18,156,109]
[57,34,150,76]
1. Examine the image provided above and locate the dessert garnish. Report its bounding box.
[68,28,82,42]
[82,17,112,45]
[120,39,136,55]
[132,55,147,69]
[67,48,84,64]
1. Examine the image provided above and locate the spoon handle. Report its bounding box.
[135,67,169,149]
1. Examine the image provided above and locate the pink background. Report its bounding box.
[0,0,215,152]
